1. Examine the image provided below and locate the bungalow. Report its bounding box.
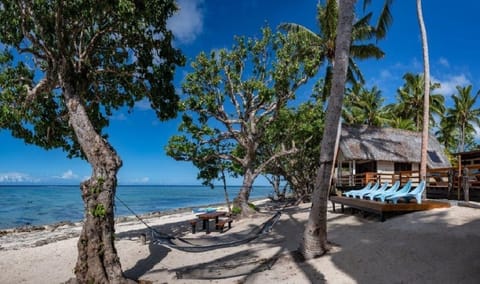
[336,125,451,186]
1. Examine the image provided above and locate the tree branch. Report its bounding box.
[255,141,299,176]
[80,26,115,62]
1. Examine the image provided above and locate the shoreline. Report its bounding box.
[0,198,272,251]
[0,196,269,233]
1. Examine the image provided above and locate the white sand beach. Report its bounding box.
[1,199,479,284]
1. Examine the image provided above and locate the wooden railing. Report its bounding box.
[337,166,480,201]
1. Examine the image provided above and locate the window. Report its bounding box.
[357,161,377,173]
[394,162,411,172]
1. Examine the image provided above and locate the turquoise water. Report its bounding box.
[0,185,272,229]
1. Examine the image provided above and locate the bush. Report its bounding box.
[231,206,241,215]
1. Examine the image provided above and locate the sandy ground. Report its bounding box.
[1,199,480,284]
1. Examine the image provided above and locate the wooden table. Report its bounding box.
[197,211,227,234]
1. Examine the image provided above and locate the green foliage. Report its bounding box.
[231,206,241,215]
[0,0,184,158]
[343,83,389,127]
[260,94,326,197]
[90,186,101,195]
[91,204,106,218]
[166,26,319,188]
[443,85,480,152]
[248,202,258,212]
[279,0,388,101]
[386,73,444,131]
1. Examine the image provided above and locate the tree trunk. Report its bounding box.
[233,169,256,217]
[300,0,355,260]
[220,169,232,214]
[60,70,132,283]
[418,0,430,186]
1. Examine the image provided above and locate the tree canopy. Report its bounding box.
[0,0,183,152]
[166,27,320,215]
[0,1,184,282]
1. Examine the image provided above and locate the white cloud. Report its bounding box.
[167,0,204,44]
[379,69,393,80]
[0,172,37,183]
[58,170,79,180]
[473,125,480,141]
[131,177,150,184]
[432,74,471,97]
[438,57,450,68]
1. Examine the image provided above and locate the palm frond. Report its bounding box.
[350,44,384,60]
[278,22,323,48]
[375,0,394,40]
[352,13,376,41]
[346,58,364,85]
[319,0,338,39]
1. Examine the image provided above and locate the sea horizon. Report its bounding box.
[0,184,273,230]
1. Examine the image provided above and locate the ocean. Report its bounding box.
[0,185,273,230]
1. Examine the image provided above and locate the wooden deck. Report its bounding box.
[330,195,451,221]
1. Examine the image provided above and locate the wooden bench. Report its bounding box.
[215,218,233,233]
[330,195,451,221]
[189,219,198,234]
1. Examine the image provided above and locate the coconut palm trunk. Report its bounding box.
[418,0,430,185]
[300,0,356,259]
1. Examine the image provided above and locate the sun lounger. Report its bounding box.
[386,180,426,204]
[350,182,380,198]
[375,180,412,202]
[356,182,388,199]
[343,182,372,198]
[364,181,400,200]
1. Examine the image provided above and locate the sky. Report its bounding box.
[1,0,480,185]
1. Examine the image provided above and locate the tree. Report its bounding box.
[0,1,184,282]
[261,98,326,200]
[388,117,417,131]
[435,115,458,156]
[417,0,430,181]
[343,83,389,126]
[166,27,320,216]
[300,0,394,259]
[446,85,480,152]
[300,0,356,259]
[388,73,444,130]
[279,0,386,101]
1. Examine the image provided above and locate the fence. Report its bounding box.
[337,166,480,201]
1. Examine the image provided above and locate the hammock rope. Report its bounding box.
[115,195,282,252]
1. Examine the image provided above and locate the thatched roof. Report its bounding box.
[339,125,451,168]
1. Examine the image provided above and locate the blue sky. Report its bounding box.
[1,0,479,185]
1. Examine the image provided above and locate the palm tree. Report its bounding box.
[388,73,444,131]
[446,85,480,152]
[279,0,385,101]
[435,115,458,153]
[388,117,417,131]
[417,0,430,181]
[343,83,389,126]
[300,0,394,260]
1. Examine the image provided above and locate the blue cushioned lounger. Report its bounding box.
[376,180,412,202]
[365,180,400,200]
[386,180,426,204]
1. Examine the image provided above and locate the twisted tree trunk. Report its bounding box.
[233,169,256,217]
[60,68,132,283]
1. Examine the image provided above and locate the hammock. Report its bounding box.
[115,195,282,253]
[151,211,282,253]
